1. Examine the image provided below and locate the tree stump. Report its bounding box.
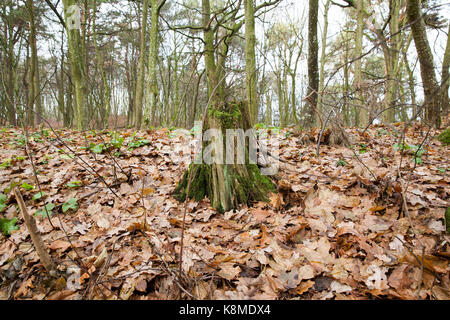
[174,101,275,213]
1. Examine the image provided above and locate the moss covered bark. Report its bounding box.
[174,101,275,213]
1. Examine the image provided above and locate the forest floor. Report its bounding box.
[0,122,448,300]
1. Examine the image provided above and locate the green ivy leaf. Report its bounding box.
[337,159,347,167]
[0,217,19,236]
[60,154,75,160]
[0,193,6,204]
[32,191,46,201]
[62,198,78,213]
[20,182,34,190]
[90,143,104,154]
[35,203,55,218]
[67,181,82,188]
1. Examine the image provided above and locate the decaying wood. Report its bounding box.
[13,187,56,274]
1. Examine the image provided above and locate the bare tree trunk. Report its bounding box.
[317,0,331,126]
[134,0,148,129]
[63,0,88,130]
[305,0,319,128]
[245,0,257,125]
[406,0,441,127]
[353,0,365,126]
[27,0,41,127]
[441,22,450,118]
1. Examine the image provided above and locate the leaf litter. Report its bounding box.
[0,123,448,300]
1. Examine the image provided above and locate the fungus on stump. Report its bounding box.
[174,101,275,213]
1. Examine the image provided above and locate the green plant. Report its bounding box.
[13,134,26,146]
[337,159,347,167]
[20,182,34,191]
[90,143,105,154]
[32,191,45,201]
[35,203,55,218]
[109,136,124,149]
[0,159,12,168]
[66,180,82,188]
[436,127,450,146]
[0,193,7,212]
[394,143,426,165]
[0,217,18,236]
[60,154,75,160]
[128,138,150,150]
[62,198,78,213]
[377,128,388,136]
[359,143,368,154]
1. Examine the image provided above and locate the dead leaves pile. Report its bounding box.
[0,123,449,300]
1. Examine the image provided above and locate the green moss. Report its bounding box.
[174,164,211,202]
[208,102,242,128]
[174,100,275,213]
[437,127,450,146]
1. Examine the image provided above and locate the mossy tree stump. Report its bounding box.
[174,101,275,213]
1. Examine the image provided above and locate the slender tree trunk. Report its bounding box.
[305,0,319,128]
[402,34,417,119]
[92,0,111,129]
[317,0,331,126]
[343,32,350,126]
[27,0,41,127]
[63,0,87,130]
[175,0,274,213]
[353,0,364,126]
[441,22,450,118]
[134,0,148,129]
[265,90,272,125]
[277,74,285,127]
[245,0,257,125]
[146,0,166,126]
[406,0,441,127]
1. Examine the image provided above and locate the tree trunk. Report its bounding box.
[441,22,450,118]
[134,0,149,129]
[245,0,257,125]
[63,0,87,130]
[406,0,441,127]
[317,0,331,126]
[174,102,275,212]
[305,0,319,128]
[27,0,41,127]
[174,0,274,213]
[146,0,165,126]
[92,0,111,129]
[353,0,364,126]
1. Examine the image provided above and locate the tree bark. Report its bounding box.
[134,0,149,129]
[406,0,441,127]
[245,0,258,125]
[27,0,41,127]
[174,0,274,213]
[174,102,275,212]
[353,0,364,126]
[441,22,450,118]
[305,0,319,128]
[317,0,331,126]
[63,0,87,130]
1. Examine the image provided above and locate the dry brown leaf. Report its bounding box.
[217,263,241,281]
[49,240,71,252]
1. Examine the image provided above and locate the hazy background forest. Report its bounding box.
[0,0,449,131]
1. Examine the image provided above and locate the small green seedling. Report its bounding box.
[0,218,18,236]
[62,198,78,213]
